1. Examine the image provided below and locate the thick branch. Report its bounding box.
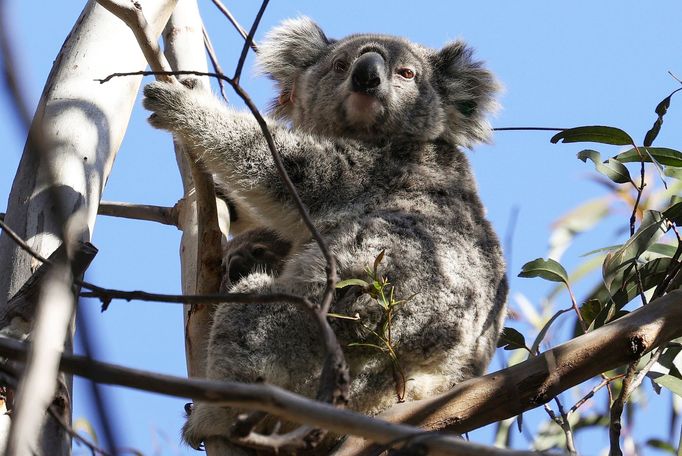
[333,290,682,455]
[0,337,532,456]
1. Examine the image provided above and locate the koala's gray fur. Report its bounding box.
[219,228,292,292]
[143,17,507,453]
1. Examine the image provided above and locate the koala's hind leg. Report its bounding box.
[184,270,325,451]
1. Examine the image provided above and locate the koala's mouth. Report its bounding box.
[343,92,385,128]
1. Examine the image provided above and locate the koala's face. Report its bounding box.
[295,36,445,143]
[258,18,499,147]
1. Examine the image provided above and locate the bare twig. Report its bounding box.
[542,398,577,455]
[98,201,179,226]
[208,0,257,51]
[203,27,228,101]
[493,127,567,132]
[233,0,268,83]
[568,374,624,416]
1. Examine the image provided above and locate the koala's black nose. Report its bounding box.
[351,52,385,93]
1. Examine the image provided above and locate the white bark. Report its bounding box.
[0,1,177,454]
[162,0,226,381]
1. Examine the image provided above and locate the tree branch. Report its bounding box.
[333,290,682,455]
[0,337,534,456]
[98,201,178,226]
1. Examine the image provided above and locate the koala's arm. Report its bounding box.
[143,81,369,212]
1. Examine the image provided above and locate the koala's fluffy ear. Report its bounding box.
[257,17,332,119]
[431,41,500,148]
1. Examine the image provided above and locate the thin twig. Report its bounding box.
[568,374,624,416]
[208,0,258,52]
[542,398,577,455]
[492,127,567,132]
[233,0,268,83]
[202,27,228,102]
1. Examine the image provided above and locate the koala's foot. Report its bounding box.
[142,79,201,131]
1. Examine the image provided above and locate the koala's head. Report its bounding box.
[257,17,499,147]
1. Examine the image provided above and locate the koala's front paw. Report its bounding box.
[142,79,197,131]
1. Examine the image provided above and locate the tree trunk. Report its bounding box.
[0,1,177,454]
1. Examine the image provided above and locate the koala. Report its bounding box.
[143,17,507,453]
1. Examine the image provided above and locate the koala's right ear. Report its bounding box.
[257,17,332,116]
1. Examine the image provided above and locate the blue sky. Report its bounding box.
[1,1,681,454]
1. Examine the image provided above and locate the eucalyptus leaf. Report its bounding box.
[518,258,569,284]
[615,147,682,167]
[497,327,528,351]
[336,278,369,289]
[579,299,603,328]
[551,126,632,146]
[647,243,678,258]
[650,372,682,398]
[644,87,682,147]
[602,210,667,287]
[645,439,677,454]
[577,149,632,184]
[593,257,671,318]
[664,202,682,226]
[664,167,682,180]
[530,308,571,353]
[580,244,622,257]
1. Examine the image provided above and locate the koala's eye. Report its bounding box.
[396,68,416,80]
[333,59,349,73]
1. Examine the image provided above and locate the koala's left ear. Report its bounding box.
[431,41,500,148]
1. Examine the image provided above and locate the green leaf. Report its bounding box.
[650,372,682,398]
[664,167,682,180]
[497,327,528,351]
[593,258,671,319]
[587,306,629,332]
[579,299,603,328]
[336,278,368,289]
[530,308,571,354]
[645,439,677,454]
[647,242,678,257]
[644,87,682,147]
[664,202,682,226]
[577,150,632,184]
[615,147,682,167]
[602,210,667,287]
[372,250,385,276]
[518,258,568,284]
[551,126,632,146]
[580,244,622,257]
